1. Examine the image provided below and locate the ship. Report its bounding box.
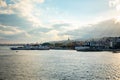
[10,44,50,50]
[75,46,102,52]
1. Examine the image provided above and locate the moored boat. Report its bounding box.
[10,44,50,50]
[75,46,102,52]
[112,50,120,53]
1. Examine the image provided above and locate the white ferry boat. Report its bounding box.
[10,44,50,50]
[75,46,90,51]
[75,46,102,51]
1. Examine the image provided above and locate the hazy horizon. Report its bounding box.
[0,0,120,43]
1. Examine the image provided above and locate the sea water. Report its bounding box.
[0,46,120,80]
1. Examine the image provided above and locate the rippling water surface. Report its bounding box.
[0,46,120,80]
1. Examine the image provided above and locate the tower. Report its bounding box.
[68,37,70,41]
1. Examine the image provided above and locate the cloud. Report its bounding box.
[62,19,120,40]
[0,24,32,43]
[0,24,21,35]
[0,23,70,43]
[52,23,71,31]
[109,0,120,12]
[109,0,120,23]
[0,14,35,29]
[0,0,7,7]
[12,0,44,27]
[0,24,31,37]
[0,0,45,27]
[26,29,69,42]
[0,0,14,14]
[51,22,79,33]
[109,0,120,10]
[0,9,14,14]
[40,30,69,41]
[33,0,44,3]
[1,0,120,43]
[52,23,70,28]
[0,1,15,14]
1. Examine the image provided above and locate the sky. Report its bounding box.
[0,0,120,43]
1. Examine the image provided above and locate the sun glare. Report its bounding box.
[115,16,120,23]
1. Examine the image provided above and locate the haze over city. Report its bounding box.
[0,0,120,43]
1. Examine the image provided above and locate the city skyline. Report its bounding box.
[0,0,120,43]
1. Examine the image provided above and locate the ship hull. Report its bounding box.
[10,47,49,50]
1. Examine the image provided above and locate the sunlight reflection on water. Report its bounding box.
[0,46,120,80]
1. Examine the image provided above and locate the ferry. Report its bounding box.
[10,44,50,50]
[75,46,90,51]
[112,50,120,53]
[75,46,102,52]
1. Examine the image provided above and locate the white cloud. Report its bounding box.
[115,16,120,23]
[0,25,21,35]
[109,0,120,22]
[0,9,14,14]
[0,0,15,14]
[109,0,120,9]
[31,29,70,42]
[0,24,31,37]
[0,0,45,27]
[12,0,44,27]
[44,30,69,41]
[0,24,33,43]
[33,0,44,3]
[109,0,120,11]
[0,0,7,7]
[1,0,120,43]
[63,19,120,40]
